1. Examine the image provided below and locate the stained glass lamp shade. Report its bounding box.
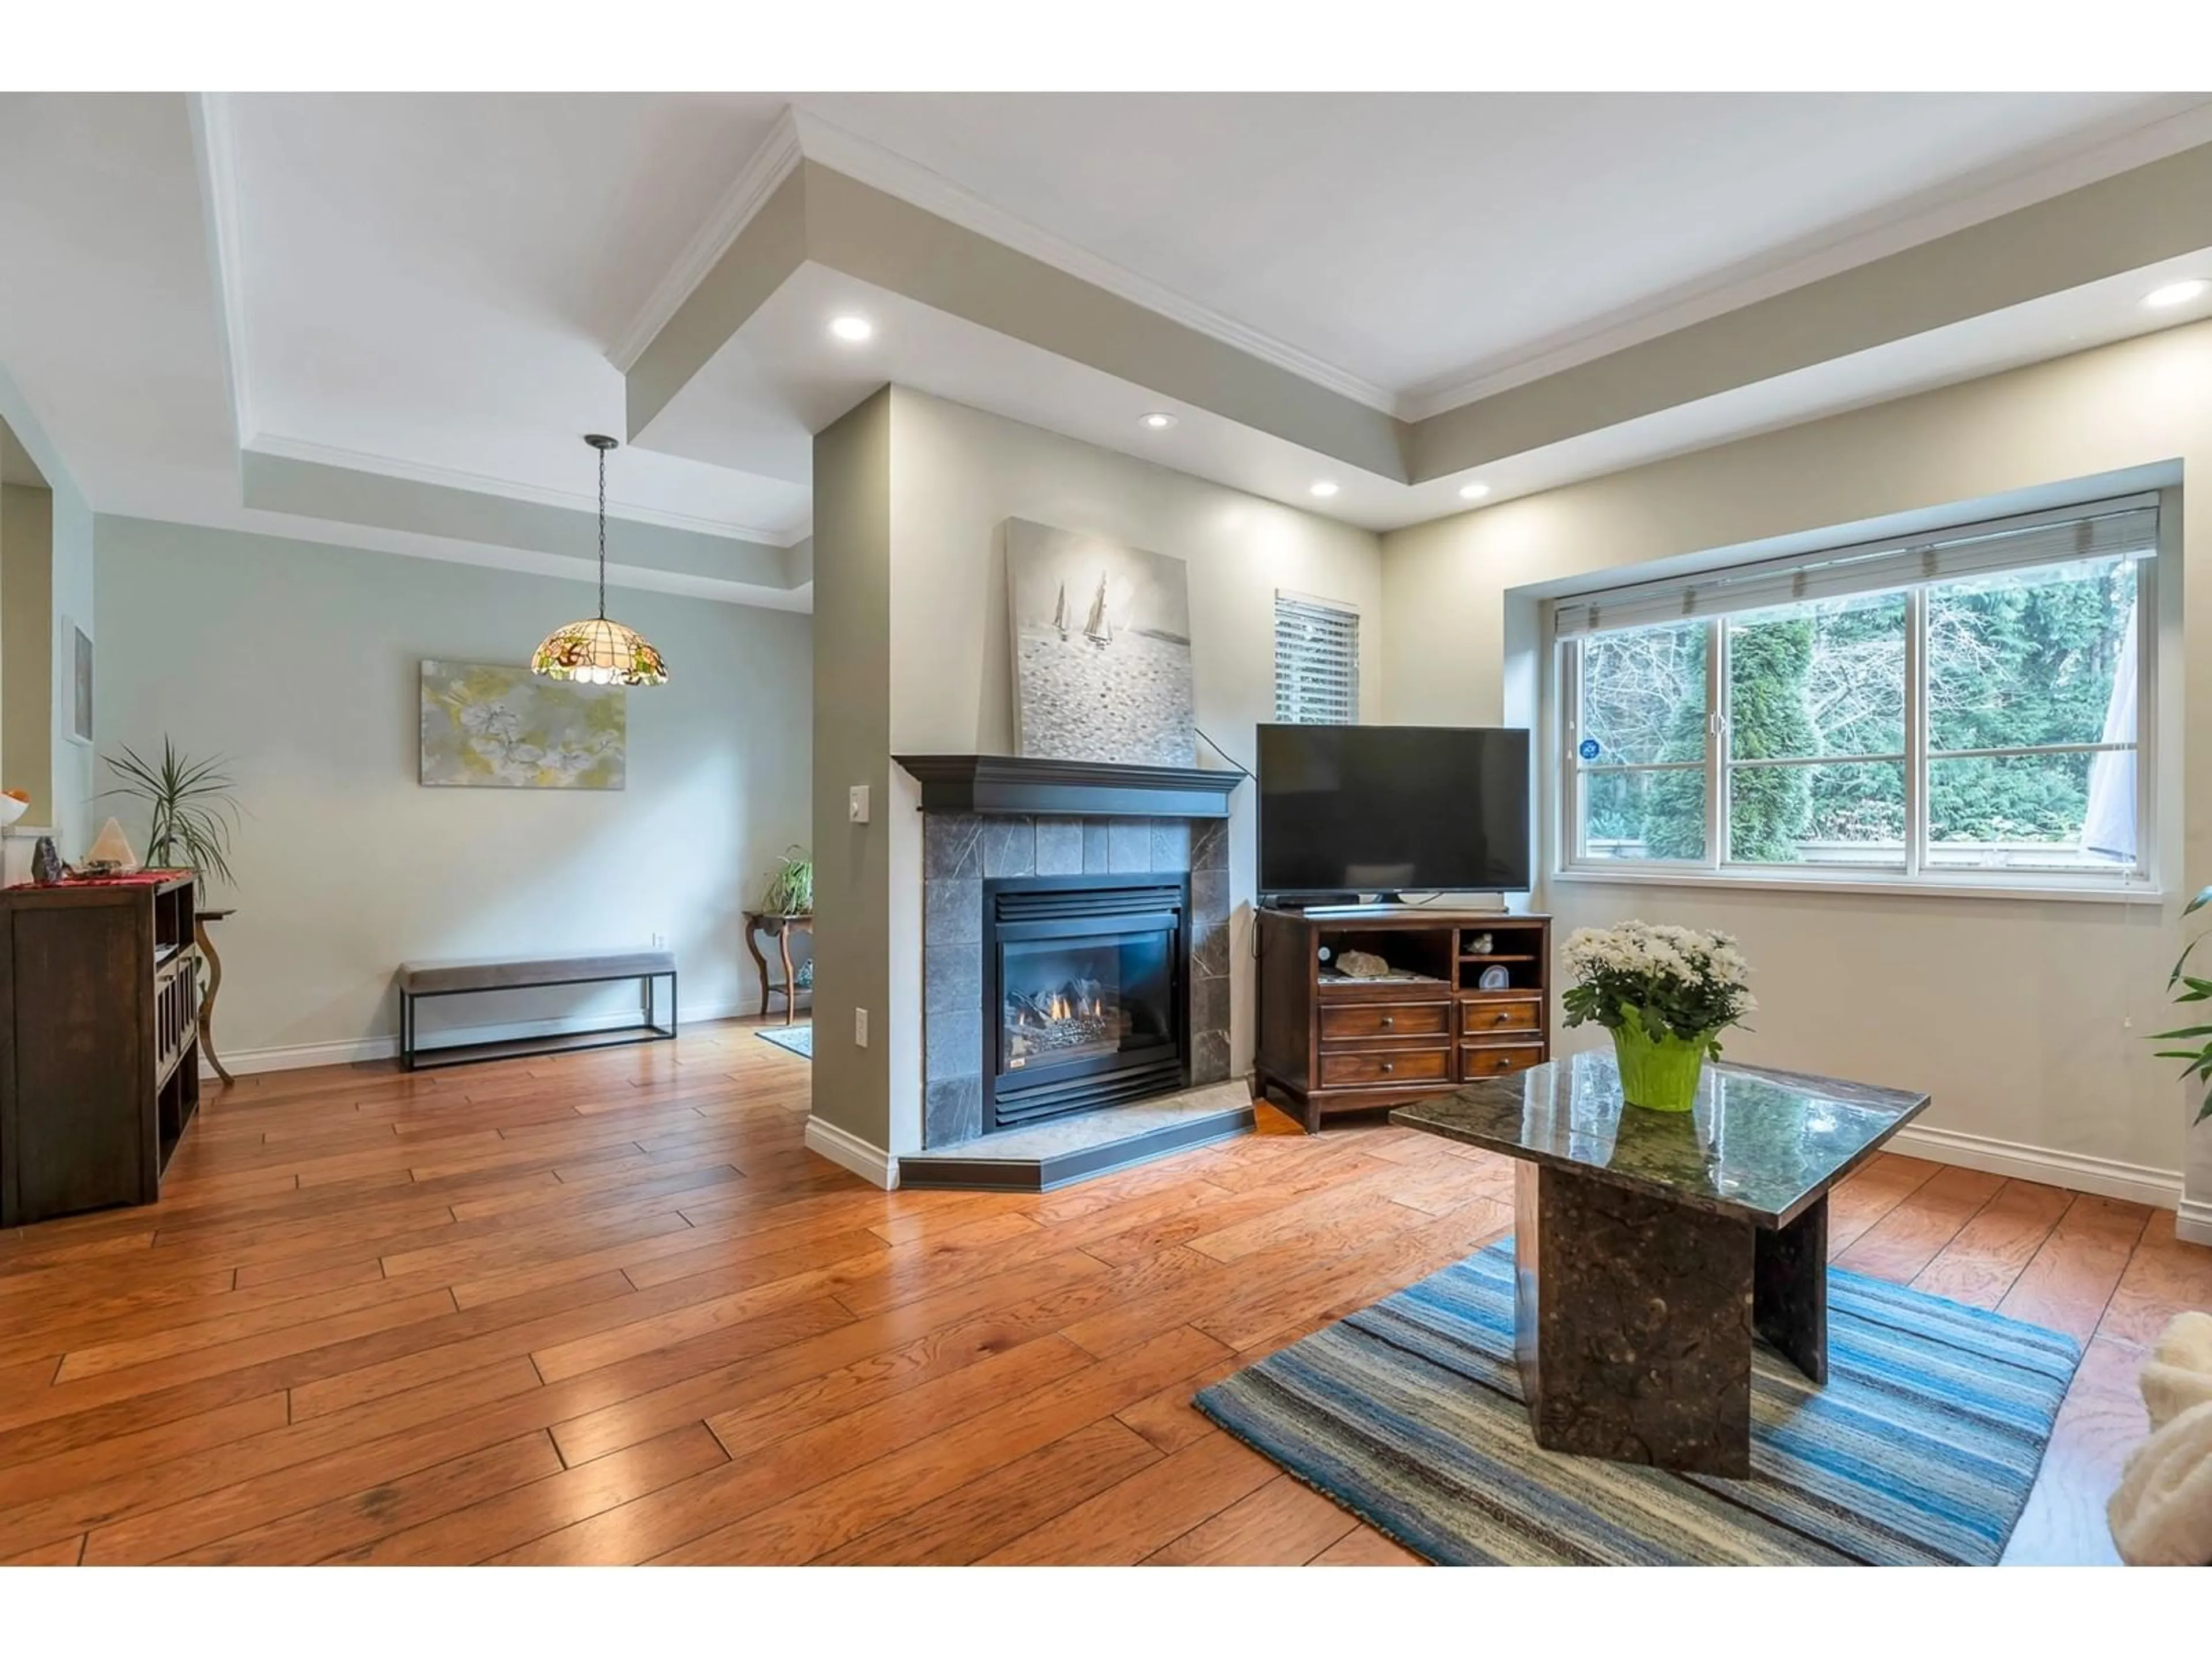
[532,434,670,687]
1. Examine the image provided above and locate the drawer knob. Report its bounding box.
[1381,1060,1395,1074]
[1380,1016,1395,1030]
[1491,1010,1510,1024]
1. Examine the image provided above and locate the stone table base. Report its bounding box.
[1512,1162,1828,1478]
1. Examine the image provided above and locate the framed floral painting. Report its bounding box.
[418,660,625,789]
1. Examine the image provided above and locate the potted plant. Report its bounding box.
[102,739,240,887]
[1561,921,1756,1113]
[757,844,812,917]
[2152,884,2212,1126]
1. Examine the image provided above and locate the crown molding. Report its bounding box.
[788,107,1401,418]
[109,501,814,613]
[613,101,1400,416]
[188,91,257,448]
[1400,96,2212,421]
[606,106,806,374]
[245,433,809,548]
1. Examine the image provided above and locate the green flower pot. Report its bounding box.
[1610,1010,1710,1113]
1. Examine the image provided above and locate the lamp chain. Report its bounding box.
[596,442,608,620]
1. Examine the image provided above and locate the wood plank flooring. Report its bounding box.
[0,1019,2202,1566]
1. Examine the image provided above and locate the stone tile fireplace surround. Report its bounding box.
[921,810,1232,1147]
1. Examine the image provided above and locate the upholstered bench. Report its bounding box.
[395,949,677,1071]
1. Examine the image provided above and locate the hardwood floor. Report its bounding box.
[0,1019,2203,1566]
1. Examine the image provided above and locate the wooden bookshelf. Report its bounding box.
[0,873,202,1225]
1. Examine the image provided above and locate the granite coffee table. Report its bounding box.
[1392,1051,1928,1478]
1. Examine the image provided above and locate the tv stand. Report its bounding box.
[1253,907,1551,1133]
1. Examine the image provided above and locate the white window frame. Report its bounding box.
[1551,495,2161,902]
[1274,589,1361,725]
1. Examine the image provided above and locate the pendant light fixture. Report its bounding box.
[530,434,670,687]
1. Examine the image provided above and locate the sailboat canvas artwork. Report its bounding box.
[1006,518,1196,767]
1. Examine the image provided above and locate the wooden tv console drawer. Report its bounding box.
[1460,994,1543,1039]
[1317,1047,1453,1088]
[1255,908,1551,1134]
[1459,1041,1544,1080]
[1319,999,1452,1043]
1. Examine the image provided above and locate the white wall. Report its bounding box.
[95,516,812,1066]
[1382,319,2212,1219]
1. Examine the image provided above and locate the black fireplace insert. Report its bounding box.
[982,874,1190,1132]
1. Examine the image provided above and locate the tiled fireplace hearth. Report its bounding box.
[921,810,1231,1147]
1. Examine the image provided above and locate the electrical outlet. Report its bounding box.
[849,784,871,824]
[650,931,665,949]
[853,1007,870,1048]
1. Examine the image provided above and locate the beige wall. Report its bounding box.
[1382,318,2212,1220]
[808,385,1384,1166]
[2,483,57,838]
[0,378,99,859]
[809,391,896,1152]
[97,515,812,1063]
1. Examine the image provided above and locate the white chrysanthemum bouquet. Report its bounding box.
[1560,922,1756,1111]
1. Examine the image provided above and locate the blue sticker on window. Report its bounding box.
[1577,737,1601,762]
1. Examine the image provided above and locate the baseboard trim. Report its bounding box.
[1888,1122,2183,1212]
[206,1000,748,1078]
[804,1116,899,1190]
[2177,1197,2212,1246]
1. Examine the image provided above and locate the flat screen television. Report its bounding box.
[1256,724,1532,900]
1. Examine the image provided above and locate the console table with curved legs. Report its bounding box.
[195,907,236,1086]
[743,911,812,1025]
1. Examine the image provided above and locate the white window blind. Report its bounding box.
[1553,495,2158,639]
[1275,593,1360,724]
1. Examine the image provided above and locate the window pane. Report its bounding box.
[1580,768,1706,862]
[1927,751,2135,869]
[1928,556,2137,753]
[1577,622,1705,767]
[1729,592,1905,762]
[1727,761,1905,866]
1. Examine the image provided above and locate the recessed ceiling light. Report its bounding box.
[1309,481,1340,498]
[1458,482,1492,501]
[2143,279,2210,309]
[829,315,874,342]
[1139,412,1178,430]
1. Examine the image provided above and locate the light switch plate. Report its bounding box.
[849,784,870,824]
[853,1007,869,1048]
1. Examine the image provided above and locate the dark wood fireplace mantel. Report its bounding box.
[893,755,1244,819]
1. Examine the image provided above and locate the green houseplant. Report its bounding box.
[757,844,813,917]
[2152,884,2212,1125]
[102,739,240,887]
[1562,921,1756,1112]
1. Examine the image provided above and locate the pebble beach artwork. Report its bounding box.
[1006,518,1197,768]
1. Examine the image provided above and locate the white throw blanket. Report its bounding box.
[2109,1310,2212,1566]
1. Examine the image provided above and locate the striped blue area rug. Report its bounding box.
[1196,1238,2080,1565]
[756,1024,813,1059]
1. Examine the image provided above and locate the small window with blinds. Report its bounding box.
[1555,494,2157,893]
[1275,593,1360,725]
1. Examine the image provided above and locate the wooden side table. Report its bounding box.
[742,911,812,1025]
[195,907,236,1086]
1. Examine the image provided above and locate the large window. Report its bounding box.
[1275,592,1360,724]
[1558,497,2155,892]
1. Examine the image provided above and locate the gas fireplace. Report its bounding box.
[984,875,1190,1132]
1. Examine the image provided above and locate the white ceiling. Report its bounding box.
[0,93,239,520]
[228,92,810,539]
[795,90,2210,400]
[2,90,2210,580]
